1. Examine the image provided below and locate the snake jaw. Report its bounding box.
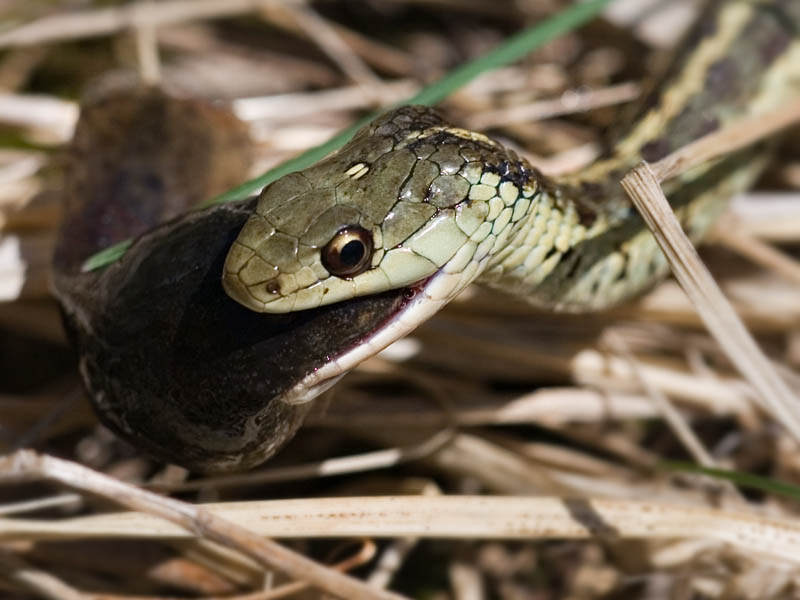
[279,274,445,405]
[281,243,487,404]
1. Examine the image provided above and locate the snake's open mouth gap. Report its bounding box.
[282,273,440,404]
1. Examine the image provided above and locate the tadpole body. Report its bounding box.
[53,88,405,472]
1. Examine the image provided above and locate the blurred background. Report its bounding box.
[2,1,800,599]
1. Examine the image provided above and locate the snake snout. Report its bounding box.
[221,242,269,311]
[222,247,307,314]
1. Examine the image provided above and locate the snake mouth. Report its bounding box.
[280,272,442,405]
[69,196,443,472]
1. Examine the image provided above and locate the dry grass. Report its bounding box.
[2,0,800,598]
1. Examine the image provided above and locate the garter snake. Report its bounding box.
[223,0,800,405]
[53,0,800,471]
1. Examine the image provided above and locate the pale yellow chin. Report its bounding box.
[222,261,439,314]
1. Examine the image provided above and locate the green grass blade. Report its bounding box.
[208,112,377,206]
[661,460,800,501]
[210,0,612,206]
[406,0,613,107]
[84,0,613,271]
[80,239,132,273]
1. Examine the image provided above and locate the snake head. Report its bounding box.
[223,105,520,315]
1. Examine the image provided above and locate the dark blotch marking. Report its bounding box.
[564,499,619,538]
[640,137,673,163]
[562,249,582,280]
[706,58,741,95]
[542,246,560,263]
[760,31,791,63]
[483,158,539,192]
[640,112,719,161]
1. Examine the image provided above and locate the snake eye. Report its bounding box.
[321,225,374,278]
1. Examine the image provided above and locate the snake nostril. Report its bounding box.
[265,280,281,295]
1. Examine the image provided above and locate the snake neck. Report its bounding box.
[476,0,800,311]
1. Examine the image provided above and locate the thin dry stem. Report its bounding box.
[312,387,666,427]
[0,94,77,142]
[5,495,800,565]
[651,98,800,181]
[466,81,640,129]
[262,2,387,103]
[134,14,162,84]
[0,549,85,600]
[713,222,800,286]
[602,331,717,468]
[730,193,800,242]
[0,0,303,48]
[0,450,406,600]
[0,493,81,516]
[256,0,413,76]
[243,540,378,600]
[367,482,439,590]
[232,80,418,122]
[621,162,800,441]
[149,428,454,493]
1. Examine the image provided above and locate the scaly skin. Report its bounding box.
[224,0,800,317]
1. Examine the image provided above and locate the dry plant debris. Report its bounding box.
[1,0,800,599]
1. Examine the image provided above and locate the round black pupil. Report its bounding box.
[340,239,365,266]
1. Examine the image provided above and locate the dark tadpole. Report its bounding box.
[52,86,404,472]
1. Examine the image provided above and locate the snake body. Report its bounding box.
[222,0,800,402]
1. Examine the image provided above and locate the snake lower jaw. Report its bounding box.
[283,270,469,404]
[270,258,482,405]
[219,262,452,410]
